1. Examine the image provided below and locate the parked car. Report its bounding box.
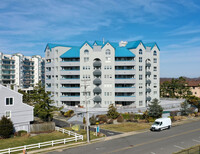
[150,118,171,131]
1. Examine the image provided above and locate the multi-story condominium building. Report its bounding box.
[45,40,160,108]
[0,52,45,89]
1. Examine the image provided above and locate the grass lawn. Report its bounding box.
[64,127,105,141]
[100,122,151,132]
[0,131,70,150]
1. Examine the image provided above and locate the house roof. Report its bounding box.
[144,42,160,51]
[126,40,142,49]
[60,47,80,58]
[115,47,135,57]
[46,43,73,51]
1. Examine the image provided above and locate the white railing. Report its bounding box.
[0,127,83,154]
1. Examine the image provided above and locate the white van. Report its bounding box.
[150,118,172,131]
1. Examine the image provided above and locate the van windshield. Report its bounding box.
[153,121,160,125]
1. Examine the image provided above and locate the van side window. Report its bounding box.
[160,122,162,125]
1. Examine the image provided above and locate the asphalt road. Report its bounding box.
[53,118,121,137]
[49,120,200,154]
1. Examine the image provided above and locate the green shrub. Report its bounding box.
[64,110,74,117]
[97,115,108,123]
[83,117,86,124]
[127,113,134,122]
[122,113,130,120]
[117,115,124,123]
[170,111,178,117]
[89,115,96,125]
[15,130,27,137]
[134,114,143,120]
[0,116,14,138]
[107,104,119,119]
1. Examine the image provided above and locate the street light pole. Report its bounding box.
[82,79,90,143]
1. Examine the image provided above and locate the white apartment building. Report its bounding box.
[45,40,160,108]
[0,52,45,89]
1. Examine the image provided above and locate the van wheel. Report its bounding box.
[168,126,171,129]
[158,128,161,131]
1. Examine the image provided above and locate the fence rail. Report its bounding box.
[0,127,83,154]
[174,145,200,154]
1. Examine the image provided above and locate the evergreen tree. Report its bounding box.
[107,104,119,119]
[180,100,190,116]
[187,95,200,112]
[148,99,163,118]
[32,81,56,122]
[0,116,14,138]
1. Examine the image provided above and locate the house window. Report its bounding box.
[153,51,157,56]
[139,92,143,96]
[139,57,142,62]
[154,75,157,80]
[139,75,142,80]
[106,49,111,55]
[6,98,13,106]
[153,58,157,63]
[139,101,143,106]
[154,67,157,71]
[5,111,11,118]
[84,57,89,62]
[84,50,89,55]
[139,66,142,71]
[139,49,142,55]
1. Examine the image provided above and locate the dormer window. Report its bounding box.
[5,98,13,106]
[84,50,89,55]
[153,50,157,56]
[139,49,142,55]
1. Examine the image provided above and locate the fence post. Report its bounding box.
[38,143,40,148]
[8,148,11,154]
[75,133,77,142]
[63,129,64,134]
[68,131,70,136]
[64,139,66,144]
[52,141,54,146]
[82,135,83,140]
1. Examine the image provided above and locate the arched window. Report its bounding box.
[139,49,142,55]
[153,50,157,56]
[105,49,111,55]
[84,50,89,55]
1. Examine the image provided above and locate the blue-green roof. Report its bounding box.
[60,47,80,58]
[115,47,135,57]
[125,40,142,49]
[144,42,160,51]
[93,41,104,46]
[80,41,93,49]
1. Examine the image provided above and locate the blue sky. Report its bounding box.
[0,0,200,78]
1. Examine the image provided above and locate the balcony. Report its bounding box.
[146,63,151,67]
[115,96,136,101]
[146,79,151,84]
[115,69,135,75]
[146,96,151,101]
[60,96,80,101]
[93,61,101,67]
[115,61,135,66]
[60,61,80,66]
[93,70,101,76]
[93,78,101,85]
[115,87,136,93]
[93,87,102,94]
[146,88,151,93]
[60,70,80,75]
[115,78,135,84]
[146,71,151,76]
[60,87,80,92]
[93,95,102,102]
[60,79,80,84]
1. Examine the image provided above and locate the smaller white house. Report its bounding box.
[0,84,34,132]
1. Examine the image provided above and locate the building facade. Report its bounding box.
[0,52,45,89]
[45,40,160,108]
[0,84,34,132]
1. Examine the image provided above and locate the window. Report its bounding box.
[84,57,89,62]
[139,66,142,71]
[84,50,89,55]
[139,57,142,62]
[154,75,157,80]
[139,86,142,89]
[5,111,11,118]
[139,49,142,55]
[153,50,157,56]
[139,92,143,96]
[153,58,157,63]
[139,75,142,80]
[106,57,111,62]
[6,98,13,106]
[139,101,143,106]
[154,91,157,94]
[106,49,111,55]
[154,67,157,71]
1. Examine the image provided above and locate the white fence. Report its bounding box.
[0,127,83,154]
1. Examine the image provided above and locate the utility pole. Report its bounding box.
[82,79,90,143]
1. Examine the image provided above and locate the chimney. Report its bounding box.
[119,41,128,47]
